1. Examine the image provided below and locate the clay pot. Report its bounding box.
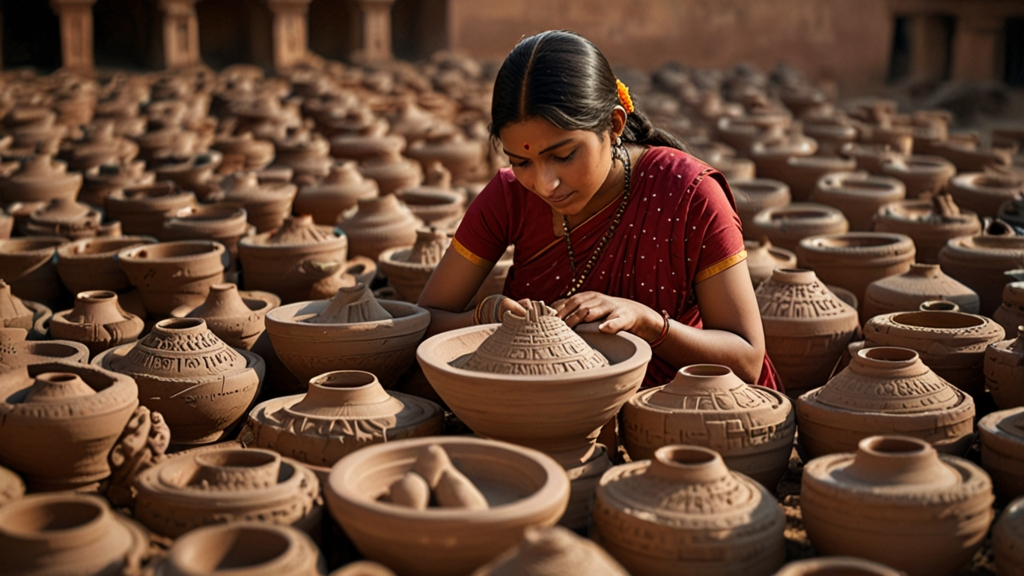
[755,268,860,397]
[979,408,1024,499]
[104,181,197,236]
[744,238,797,287]
[880,155,957,198]
[154,523,325,576]
[21,198,114,240]
[986,329,1024,410]
[0,361,139,490]
[49,290,145,358]
[325,436,570,576]
[839,142,904,175]
[732,179,792,236]
[134,448,321,538]
[803,121,859,157]
[772,557,903,576]
[931,141,1014,173]
[406,132,487,184]
[749,135,818,183]
[747,203,849,253]
[180,283,279,350]
[211,131,277,171]
[862,263,980,319]
[994,496,1024,576]
[0,493,149,575]
[94,317,264,445]
[358,150,424,196]
[247,370,444,475]
[939,231,1024,316]
[471,526,629,576]
[0,326,91,370]
[56,235,156,294]
[394,164,464,226]
[593,445,785,576]
[801,435,993,576]
[995,281,1024,336]
[796,347,975,458]
[810,171,905,231]
[331,562,396,576]
[872,195,982,264]
[329,122,406,162]
[273,131,333,182]
[0,154,82,204]
[118,240,228,317]
[779,155,857,202]
[293,161,378,226]
[949,171,1023,217]
[59,122,139,173]
[0,236,69,302]
[238,214,350,304]
[0,464,24,507]
[215,172,298,233]
[336,194,422,261]
[796,232,915,314]
[265,284,430,387]
[622,364,795,490]
[152,151,223,197]
[0,279,51,339]
[378,228,450,303]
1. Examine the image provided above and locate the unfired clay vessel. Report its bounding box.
[593,445,785,576]
[781,155,858,202]
[181,283,279,350]
[811,171,906,231]
[995,280,1024,336]
[104,182,197,237]
[161,204,252,269]
[801,435,993,576]
[21,198,110,240]
[49,290,145,357]
[378,228,451,303]
[873,194,981,264]
[732,179,791,236]
[0,236,69,302]
[56,235,156,294]
[988,328,1024,410]
[154,522,325,576]
[744,238,797,287]
[980,407,1024,499]
[105,405,171,508]
[471,526,629,576]
[747,203,849,253]
[862,263,980,319]
[939,230,1024,316]
[394,163,465,226]
[118,240,229,317]
[293,161,378,225]
[0,280,52,340]
[215,171,299,233]
[81,160,155,207]
[880,154,957,198]
[0,154,82,204]
[0,327,90,370]
[358,150,424,196]
[336,194,422,261]
[796,347,975,458]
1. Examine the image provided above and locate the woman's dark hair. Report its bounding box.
[489,30,685,150]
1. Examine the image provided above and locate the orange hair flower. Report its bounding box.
[616,79,634,114]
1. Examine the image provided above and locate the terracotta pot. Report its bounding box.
[0,361,138,490]
[358,150,424,196]
[778,155,857,202]
[238,214,350,304]
[0,279,51,339]
[118,240,228,317]
[0,464,24,507]
[309,256,378,301]
[839,142,904,175]
[59,122,138,173]
[0,326,91,370]
[394,164,464,226]
[744,238,797,287]
[930,141,1014,173]
[104,181,197,236]
[862,263,980,319]
[266,284,430,388]
[378,228,450,303]
[998,195,1024,229]
[732,179,791,236]
[0,154,82,204]
[755,268,860,397]
[801,435,993,576]
[715,116,785,156]
[49,290,145,358]
[155,523,325,576]
[178,283,278,350]
[56,235,156,294]
[247,370,444,475]
[622,364,795,490]
[325,436,570,576]
[594,445,785,576]
[803,121,859,157]
[293,161,378,226]
[21,198,110,240]
[134,448,321,538]
[94,317,264,445]
[0,236,69,302]
[747,203,849,253]
[162,204,252,268]
[749,135,818,183]
[329,122,406,162]
[211,131,277,171]
[0,493,149,575]
[880,155,957,198]
[406,132,487,184]
[810,171,905,231]
[273,131,333,182]
[940,232,1024,317]
[152,151,224,197]
[337,194,422,261]
[872,195,981,264]
[796,347,975,458]
[215,172,298,233]
[995,281,1024,336]
[471,526,629,576]
[772,557,903,576]
[708,155,756,183]
[994,496,1024,576]
[979,408,1024,499]
[949,171,1023,217]
[986,329,1024,410]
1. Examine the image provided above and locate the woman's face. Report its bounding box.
[498,117,619,217]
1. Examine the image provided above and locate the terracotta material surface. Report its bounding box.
[771,556,908,575]
[989,327,1024,410]
[155,522,325,576]
[801,435,993,576]
[880,155,957,198]
[0,327,90,369]
[153,151,224,198]
[336,194,422,261]
[862,263,980,319]
[162,204,252,268]
[56,235,156,294]
[394,163,465,226]
[0,154,82,204]
[180,283,278,350]
[733,179,792,237]
[325,436,570,576]
[749,135,817,184]
[104,182,197,237]
[993,496,1024,576]
[810,171,905,231]
[0,464,24,507]
[471,525,629,576]
[118,240,229,317]
[0,236,69,302]
[744,238,797,287]
[747,203,849,253]
[622,364,795,490]
[50,290,145,357]
[407,132,487,184]
[948,171,1023,218]
[358,150,424,196]
[330,561,396,576]
[781,155,857,202]
[796,347,975,459]
[594,445,785,576]
[215,171,299,233]
[940,231,1024,317]
[872,195,981,264]
[294,161,378,225]
[80,160,155,207]
[378,228,451,303]
[105,405,170,508]
[135,448,321,538]
[21,198,107,240]
[0,280,50,340]
[980,407,1024,499]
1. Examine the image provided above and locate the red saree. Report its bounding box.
[453,147,781,391]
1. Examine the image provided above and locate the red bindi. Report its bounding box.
[523,143,530,150]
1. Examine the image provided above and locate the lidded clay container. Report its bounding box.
[862,263,980,319]
[622,364,795,490]
[471,526,629,576]
[134,448,321,538]
[182,283,279,350]
[94,317,264,445]
[293,161,378,226]
[743,238,797,287]
[872,194,982,264]
[810,171,906,231]
[980,407,1024,498]
[104,181,197,236]
[0,361,139,491]
[994,496,1024,576]
[593,445,785,576]
[117,240,229,317]
[49,290,145,357]
[939,230,1024,316]
[732,179,791,235]
[755,268,860,397]
[215,171,299,233]
[801,435,993,576]
[0,154,82,204]
[56,235,156,294]
[336,194,422,261]
[796,347,975,459]
[747,203,849,253]
[247,370,444,476]
[378,228,451,303]
[154,523,325,576]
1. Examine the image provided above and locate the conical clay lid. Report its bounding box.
[255,214,341,247]
[395,228,450,266]
[455,301,608,375]
[309,284,392,324]
[644,364,789,413]
[756,268,859,322]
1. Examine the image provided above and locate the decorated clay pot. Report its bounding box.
[162,204,252,268]
[733,179,792,236]
[862,263,980,319]
[948,171,1023,217]
[378,228,450,302]
[743,238,797,287]
[358,150,424,196]
[993,496,1024,576]
[979,408,1024,498]
[810,171,905,231]
[0,154,82,204]
[134,448,321,538]
[471,526,629,576]
[0,236,69,302]
[755,268,860,397]
[622,364,795,490]
[21,198,109,240]
[246,370,444,476]
[940,231,1024,316]
[995,281,1024,340]
[180,283,279,350]
[0,280,52,340]
[0,361,139,490]
[104,182,197,236]
[747,203,849,253]
[94,317,264,445]
[215,171,298,233]
[593,445,785,576]
[796,347,975,458]
[154,523,325,576]
[872,194,981,264]
[880,155,957,198]
[56,235,156,294]
[266,284,430,387]
[118,240,228,317]
[0,493,149,575]
[772,557,903,576]
[337,194,422,261]
[49,290,145,357]
[293,161,378,226]
[801,435,993,576]
[325,436,570,576]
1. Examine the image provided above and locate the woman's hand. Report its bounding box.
[551,291,663,341]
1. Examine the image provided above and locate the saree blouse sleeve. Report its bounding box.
[452,169,517,268]
[680,171,747,285]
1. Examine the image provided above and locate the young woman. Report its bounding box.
[418,30,779,391]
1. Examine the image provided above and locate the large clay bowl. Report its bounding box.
[117,240,229,317]
[417,323,651,460]
[56,235,156,293]
[0,236,69,302]
[265,299,430,388]
[325,436,570,576]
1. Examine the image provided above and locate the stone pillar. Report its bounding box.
[354,0,395,63]
[266,0,313,71]
[156,0,201,69]
[50,0,97,71]
[950,14,1004,81]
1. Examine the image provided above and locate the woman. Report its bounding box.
[418,30,779,390]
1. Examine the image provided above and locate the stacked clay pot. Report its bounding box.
[622,364,795,489]
[162,203,252,269]
[746,203,849,253]
[20,198,112,239]
[862,263,980,319]
[378,227,450,302]
[796,347,975,458]
[94,317,264,445]
[940,230,1024,316]
[81,161,155,207]
[154,523,325,576]
[0,236,69,302]
[801,435,993,576]
[743,238,797,287]
[104,181,197,236]
[732,179,791,236]
[118,240,229,317]
[471,526,629,576]
[56,235,156,294]
[394,163,465,226]
[293,161,378,225]
[358,149,424,196]
[593,445,785,576]
[135,448,321,538]
[755,268,860,397]
[49,290,145,357]
[810,171,905,231]
[336,194,422,261]
[872,194,981,264]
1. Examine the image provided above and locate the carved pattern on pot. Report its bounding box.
[117,240,229,317]
[747,203,848,253]
[0,280,51,340]
[56,236,157,294]
[154,523,325,576]
[471,525,629,576]
[0,327,90,370]
[106,405,170,507]
[50,290,145,357]
[863,263,980,319]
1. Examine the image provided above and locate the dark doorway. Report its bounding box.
[2,0,61,71]
[198,0,273,70]
[1007,18,1024,86]
[888,14,955,84]
[392,0,447,62]
[94,0,158,70]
